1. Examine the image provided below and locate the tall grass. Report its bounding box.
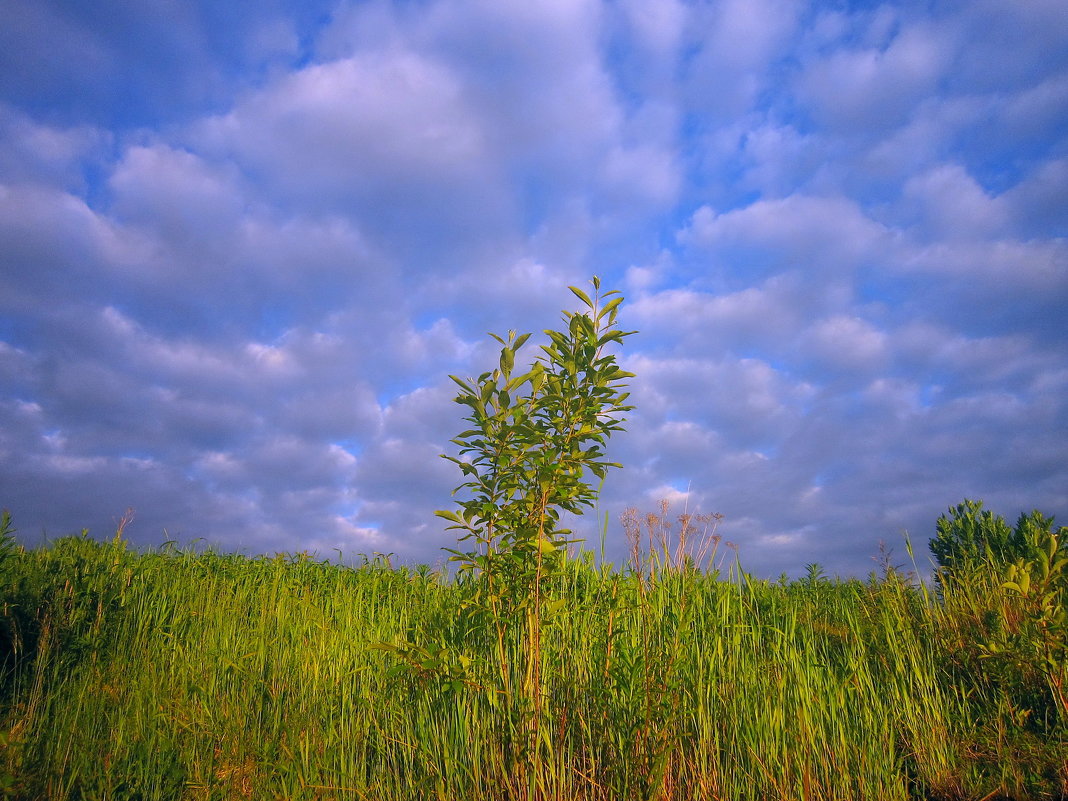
[0,509,1065,800]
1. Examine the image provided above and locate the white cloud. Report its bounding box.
[800,315,888,374]
[419,0,620,160]
[0,105,109,189]
[618,0,685,58]
[108,144,246,243]
[900,163,1010,241]
[626,353,813,447]
[683,194,894,280]
[600,143,681,208]
[893,323,1055,391]
[862,95,992,180]
[630,280,805,355]
[0,341,33,389]
[1003,158,1068,236]
[899,237,1067,293]
[98,306,257,388]
[0,183,126,314]
[200,50,489,199]
[997,72,1068,143]
[949,0,1068,92]
[684,0,802,118]
[244,17,301,66]
[740,124,824,197]
[796,18,950,132]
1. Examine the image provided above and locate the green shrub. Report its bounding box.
[930,499,1016,576]
[932,501,1068,797]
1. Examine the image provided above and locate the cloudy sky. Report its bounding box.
[1,0,1065,577]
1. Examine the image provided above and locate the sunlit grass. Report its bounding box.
[0,509,1065,800]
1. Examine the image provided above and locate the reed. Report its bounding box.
[1,505,1065,801]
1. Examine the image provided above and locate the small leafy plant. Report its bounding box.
[435,276,635,797]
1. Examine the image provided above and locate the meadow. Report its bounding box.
[1,503,1065,801]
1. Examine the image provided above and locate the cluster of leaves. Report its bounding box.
[436,277,634,614]
[933,500,1068,738]
[931,499,1022,575]
[985,521,1068,721]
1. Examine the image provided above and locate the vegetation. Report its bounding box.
[1,504,1066,800]
[428,276,634,797]
[1,283,1065,799]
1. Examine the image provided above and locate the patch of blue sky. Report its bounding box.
[255,304,299,343]
[331,439,364,459]
[916,384,943,410]
[375,381,429,410]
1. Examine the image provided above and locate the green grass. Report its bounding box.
[0,514,1065,800]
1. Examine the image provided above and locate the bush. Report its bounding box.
[930,499,1016,575]
[932,499,1068,793]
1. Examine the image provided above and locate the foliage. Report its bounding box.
[989,523,1068,717]
[2,518,1068,800]
[929,501,1068,798]
[431,276,635,797]
[0,504,1065,799]
[0,511,19,704]
[0,512,15,573]
[929,499,1017,576]
[436,276,634,589]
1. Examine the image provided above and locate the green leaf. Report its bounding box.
[597,296,623,321]
[449,375,475,393]
[504,372,530,392]
[545,599,567,616]
[568,285,593,308]
[537,537,559,555]
[500,346,514,375]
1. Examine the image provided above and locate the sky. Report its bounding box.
[0,0,1065,578]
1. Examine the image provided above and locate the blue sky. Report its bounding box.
[1,0,1065,577]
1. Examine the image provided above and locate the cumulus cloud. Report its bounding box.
[796,20,948,133]
[108,145,247,247]
[200,51,490,198]
[682,194,895,292]
[0,105,110,190]
[683,0,802,119]
[799,315,889,375]
[900,164,1010,241]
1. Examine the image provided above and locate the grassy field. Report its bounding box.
[0,508,1065,801]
